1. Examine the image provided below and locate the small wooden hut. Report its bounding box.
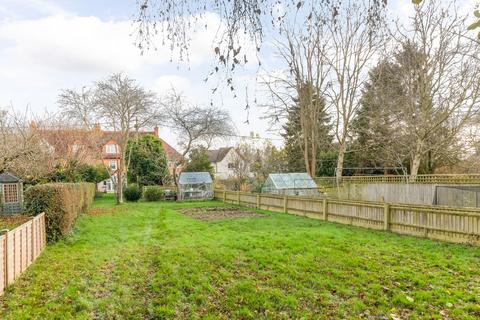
[0,172,24,214]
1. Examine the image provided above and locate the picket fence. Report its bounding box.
[214,190,480,245]
[0,213,46,295]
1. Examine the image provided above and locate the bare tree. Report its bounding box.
[394,0,480,180]
[57,87,95,129]
[263,1,385,178]
[160,90,235,189]
[322,1,386,179]
[59,73,159,203]
[0,108,55,183]
[262,12,332,178]
[133,0,386,91]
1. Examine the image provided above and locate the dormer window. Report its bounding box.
[106,144,118,154]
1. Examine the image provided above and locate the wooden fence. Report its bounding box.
[0,213,46,295]
[214,190,480,245]
[315,174,480,186]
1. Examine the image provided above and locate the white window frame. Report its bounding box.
[109,160,117,170]
[106,144,118,154]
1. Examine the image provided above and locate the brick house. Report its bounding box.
[36,123,182,192]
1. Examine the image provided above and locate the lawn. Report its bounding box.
[0,195,479,319]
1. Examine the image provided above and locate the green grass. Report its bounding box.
[0,194,479,319]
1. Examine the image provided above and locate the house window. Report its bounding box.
[228,163,236,169]
[71,144,81,153]
[3,184,18,203]
[109,160,117,170]
[106,144,118,154]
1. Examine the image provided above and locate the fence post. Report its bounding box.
[323,198,328,221]
[237,191,240,205]
[223,190,226,202]
[4,230,8,288]
[383,203,390,231]
[283,196,288,213]
[256,194,260,209]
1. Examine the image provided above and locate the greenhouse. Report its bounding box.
[261,173,321,197]
[178,172,214,200]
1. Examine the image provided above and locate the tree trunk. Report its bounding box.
[117,162,124,204]
[409,142,423,182]
[335,142,346,180]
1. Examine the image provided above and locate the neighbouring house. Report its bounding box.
[206,147,252,179]
[35,123,182,193]
[95,126,182,193]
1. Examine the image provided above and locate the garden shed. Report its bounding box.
[0,172,23,214]
[262,173,321,197]
[178,172,214,200]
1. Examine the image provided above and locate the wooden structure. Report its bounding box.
[0,213,46,295]
[316,174,480,186]
[215,190,480,245]
[0,173,23,214]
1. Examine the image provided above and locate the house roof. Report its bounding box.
[179,172,213,184]
[206,147,232,163]
[37,126,182,162]
[264,173,317,189]
[0,172,21,183]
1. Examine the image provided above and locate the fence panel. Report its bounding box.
[0,212,46,296]
[214,190,480,245]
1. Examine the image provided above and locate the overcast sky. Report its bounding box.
[0,0,477,150]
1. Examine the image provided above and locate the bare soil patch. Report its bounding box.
[179,207,267,221]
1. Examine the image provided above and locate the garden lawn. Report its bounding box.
[0,195,479,319]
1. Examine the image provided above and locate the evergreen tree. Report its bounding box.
[183,148,214,177]
[127,135,171,186]
[281,90,332,175]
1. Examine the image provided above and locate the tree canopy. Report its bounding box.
[127,134,171,186]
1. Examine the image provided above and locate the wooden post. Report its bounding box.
[31,220,34,262]
[237,191,240,205]
[383,203,390,231]
[4,230,8,288]
[256,194,260,209]
[223,190,226,202]
[323,199,328,221]
[283,196,288,213]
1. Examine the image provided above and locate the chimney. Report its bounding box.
[153,126,159,137]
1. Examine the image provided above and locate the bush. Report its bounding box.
[24,183,95,242]
[124,184,142,202]
[143,186,164,201]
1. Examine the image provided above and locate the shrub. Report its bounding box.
[124,184,142,202]
[24,183,95,242]
[143,186,164,201]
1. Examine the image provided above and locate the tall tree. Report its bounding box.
[183,148,214,177]
[160,90,234,191]
[127,134,171,186]
[394,0,480,180]
[59,73,159,203]
[281,95,332,174]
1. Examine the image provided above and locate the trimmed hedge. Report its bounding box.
[24,183,95,242]
[124,184,142,202]
[143,186,164,201]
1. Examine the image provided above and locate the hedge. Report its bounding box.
[143,186,164,201]
[24,182,95,242]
